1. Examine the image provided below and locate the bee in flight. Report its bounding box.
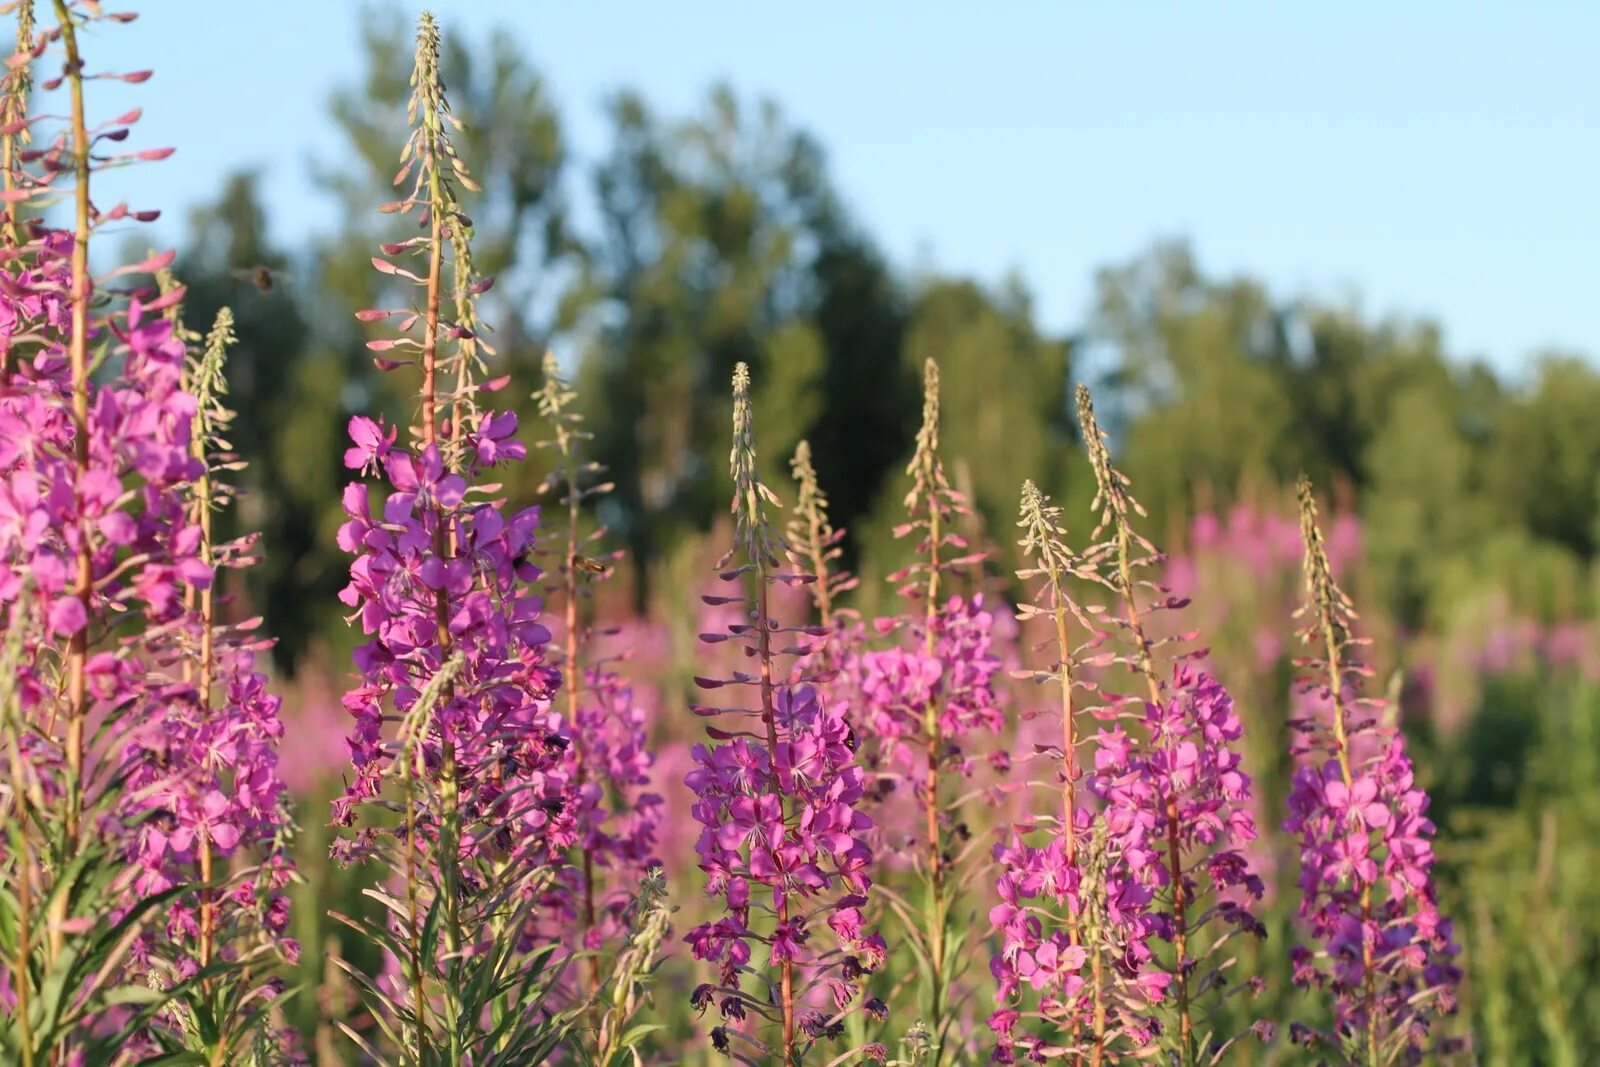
[230,264,291,292]
[570,553,610,576]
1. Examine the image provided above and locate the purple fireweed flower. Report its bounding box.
[685,683,880,980]
[533,354,663,974]
[859,593,1004,776]
[684,365,880,1062]
[988,482,1170,1063]
[332,410,573,866]
[1287,477,1461,1062]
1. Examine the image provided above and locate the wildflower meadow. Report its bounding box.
[3,5,1600,1066]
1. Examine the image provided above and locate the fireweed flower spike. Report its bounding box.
[857,358,1000,1063]
[1285,477,1462,1065]
[330,13,576,1063]
[990,480,1166,1065]
[787,438,858,645]
[535,352,663,1006]
[122,300,302,1057]
[684,363,882,1066]
[0,4,296,1060]
[1075,385,1266,1066]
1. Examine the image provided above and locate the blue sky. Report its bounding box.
[83,2,1598,376]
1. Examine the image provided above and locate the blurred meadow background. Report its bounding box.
[81,3,1600,1062]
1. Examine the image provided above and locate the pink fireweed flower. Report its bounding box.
[563,666,665,947]
[1095,665,1265,942]
[859,593,1004,777]
[1286,477,1461,1063]
[989,482,1170,1063]
[0,10,302,1059]
[332,409,573,866]
[533,354,663,982]
[1060,390,1268,1060]
[684,365,880,1064]
[121,307,298,970]
[329,15,587,1057]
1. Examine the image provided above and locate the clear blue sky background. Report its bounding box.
[83,2,1598,377]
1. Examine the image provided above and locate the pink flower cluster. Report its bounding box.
[856,593,1003,780]
[331,415,575,868]
[565,665,664,945]
[989,810,1166,1061]
[989,665,1263,1061]
[0,226,294,966]
[1286,728,1461,1057]
[686,684,884,1002]
[1098,665,1265,927]
[1286,480,1461,1061]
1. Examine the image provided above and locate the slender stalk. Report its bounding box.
[1081,378,1193,1062]
[921,491,947,1057]
[53,0,90,857]
[1045,564,1079,934]
[1316,564,1378,1067]
[4,734,36,1067]
[420,140,460,1063]
[755,570,797,1064]
[563,458,601,995]
[402,745,429,1056]
[193,428,217,967]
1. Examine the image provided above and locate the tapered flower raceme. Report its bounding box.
[684,363,881,1066]
[989,481,1169,1064]
[855,359,1001,1062]
[0,8,300,1058]
[332,415,572,864]
[122,305,298,988]
[1095,664,1265,930]
[571,667,663,938]
[329,16,582,1063]
[1063,386,1267,1063]
[535,353,663,992]
[1285,477,1461,1064]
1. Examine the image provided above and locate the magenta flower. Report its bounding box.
[1286,477,1461,1062]
[684,365,880,1063]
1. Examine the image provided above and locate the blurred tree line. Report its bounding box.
[175,11,1600,673]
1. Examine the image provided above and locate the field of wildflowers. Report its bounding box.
[4,5,1600,1066]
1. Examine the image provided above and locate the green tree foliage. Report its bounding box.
[176,173,340,669]
[167,13,1600,664]
[581,84,914,597]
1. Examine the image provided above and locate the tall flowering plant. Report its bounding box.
[1286,477,1462,1064]
[328,13,578,1063]
[0,3,297,1062]
[989,389,1266,1066]
[535,352,664,1037]
[126,295,301,1062]
[684,363,885,1066]
[1068,385,1266,1065]
[989,481,1168,1064]
[854,358,1000,1063]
